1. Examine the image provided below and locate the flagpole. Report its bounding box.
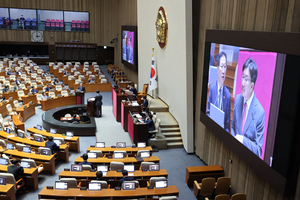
[152,48,155,98]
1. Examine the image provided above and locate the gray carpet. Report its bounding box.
[14,65,204,200]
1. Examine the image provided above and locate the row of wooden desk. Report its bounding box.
[38,186,179,200]
[40,95,76,111]
[0,184,15,200]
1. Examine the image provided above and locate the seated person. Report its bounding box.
[118,170,134,187]
[141,96,148,111]
[7,159,24,183]
[96,171,106,181]
[45,136,59,155]
[52,79,59,85]
[63,70,69,76]
[31,86,38,95]
[145,114,155,132]
[79,153,93,168]
[119,78,125,83]
[16,69,22,76]
[96,69,103,75]
[15,78,21,85]
[6,69,12,75]
[41,92,47,100]
[45,84,52,92]
[2,85,9,93]
[129,84,137,95]
[88,78,95,84]
[142,109,150,121]
[119,70,124,75]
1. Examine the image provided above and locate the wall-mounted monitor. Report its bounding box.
[121,25,138,72]
[200,29,300,196]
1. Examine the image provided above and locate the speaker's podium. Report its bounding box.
[86,97,97,117]
[76,90,84,105]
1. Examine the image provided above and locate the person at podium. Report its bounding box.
[206,51,231,133]
[95,90,103,117]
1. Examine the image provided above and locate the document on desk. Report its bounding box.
[65,137,72,140]
[133,114,142,118]
[7,135,15,138]
[131,102,139,106]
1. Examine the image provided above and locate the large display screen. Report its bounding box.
[206,43,280,165]
[121,25,138,72]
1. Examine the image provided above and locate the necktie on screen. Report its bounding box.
[241,102,247,134]
[218,88,222,109]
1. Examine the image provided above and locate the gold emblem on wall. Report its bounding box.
[155,6,168,49]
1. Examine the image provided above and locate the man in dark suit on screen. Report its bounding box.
[231,58,265,157]
[206,51,231,133]
[95,90,103,117]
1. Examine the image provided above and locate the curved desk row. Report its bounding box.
[16,103,35,122]
[41,95,76,111]
[27,127,80,153]
[73,82,111,92]
[86,146,153,155]
[0,100,14,117]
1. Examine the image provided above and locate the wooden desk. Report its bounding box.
[21,94,37,105]
[0,100,14,117]
[0,184,15,200]
[185,165,224,187]
[2,89,30,100]
[0,165,38,190]
[86,146,153,155]
[59,169,168,187]
[128,113,148,144]
[41,95,76,111]
[0,131,69,163]
[60,117,80,121]
[74,156,160,169]
[38,185,179,199]
[27,127,80,153]
[1,148,56,174]
[121,101,141,132]
[12,115,25,131]
[16,103,35,122]
[74,83,111,93]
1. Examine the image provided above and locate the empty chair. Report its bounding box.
[38,147,56,156]
[59,178,80,188]
[92,62,97,65]
[6,104,17,116]
[137,150,150,157]
[16,143,27,151]
[122,180,139,188]
[3,80,10,86]
[148,177,167,187]
[231,193,246,200]
[214,177,231,196]
[215,194,230,200]
[53,137,65,144]
[101,79,107,83]
[49,92,55,98]
[84,62,89,65]
[0,172,25,191]
[75,79,81,84]
[36,94,42,104]
[0,139,6,147]
[61,90,68,97]
[13,100,21,109]
[0,113,13,127]
[159,196,177,200]
[193,178,216,199]
[21,158,44,173]
[25,78,31,83]
[19,84,26,90]
[82,165,91,171]
[140,162,155,170]
[17,90,25,100]
[99,75,105,79]
[89,150,103,157]
[64,114,71,117]
[33,134,44,142]
[90,180,109,188]
[110,161,124,171]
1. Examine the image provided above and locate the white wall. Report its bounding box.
[40,10,63,21]
[0,8,9,17]
[137,0,193,152]
[10,8,36,20]
[64,11,89,22]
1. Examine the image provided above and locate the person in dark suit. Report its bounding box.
[119,70,124,75]
[31,86,38,95]
[145,114,155,132]
[96,69,102,75]
[6,69,12,75]
[15,77,21,85]
[79,153,93,168]
[16,69,22,76]
[45,84,52,92]
[45,136,59,155]
[7,159,24,182]
[141,96,148,111]
[2,85,9,93]
[78,82,85,93]
[88,78,95,84]
[96,171,106,181]
[71,114,79,123]
[95,90,103,117]
[129,84,137,95]
[231,58,265,157]
[118,170,134,187]
[63,70,69,76]
[206,51,231,133]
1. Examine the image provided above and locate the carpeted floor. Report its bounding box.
[13,65,204,200]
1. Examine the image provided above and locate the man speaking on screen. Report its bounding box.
[231,58,265,157]
[206,51,231,133]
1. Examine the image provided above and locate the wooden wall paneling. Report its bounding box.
[291,0,300,32]
[285,0,296,32]
[254,0,268,31]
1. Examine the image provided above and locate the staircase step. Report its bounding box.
[161,127,180,133]
[160,124,179,128]
[167,142,184,149]
[162,132,182,137]
[165,137,182,143]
